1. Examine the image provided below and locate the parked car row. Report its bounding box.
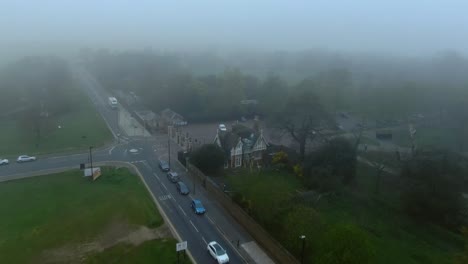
[158,158,228,263]
[0,155,37,166]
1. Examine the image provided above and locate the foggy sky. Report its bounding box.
[1,0,468,58]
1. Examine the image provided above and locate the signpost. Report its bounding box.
[176,241,187,264]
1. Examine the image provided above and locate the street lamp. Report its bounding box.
[89,146,94,177]
[300,235,306,264]
[168,135,171,167]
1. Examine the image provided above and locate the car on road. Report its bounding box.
[207,241,229,264]
[167,172,180,183]
[191,199,206,215]
[17,155,36,163]
[0,158,9,165]
[176,181,189,195]
[218,124,227,132]
[159,160,170,172]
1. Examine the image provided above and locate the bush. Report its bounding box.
[316,224,375,264]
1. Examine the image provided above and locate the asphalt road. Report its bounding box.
[0,63,252,263]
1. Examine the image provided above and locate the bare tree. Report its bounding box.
[275,91,332,161]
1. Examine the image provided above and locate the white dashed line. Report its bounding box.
[153,173,160,181]
[161,182,169,191]
[190,220,199,232]
[201,236,207,245]
[178,205,187,216]
[206,215,215,225]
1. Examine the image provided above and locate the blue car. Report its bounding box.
[191,199,206,215]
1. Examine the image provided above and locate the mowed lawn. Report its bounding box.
[0,88,112,157]
[0,167,188,264]
[227,165,464,264]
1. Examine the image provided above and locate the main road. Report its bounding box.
[0,63,265,263]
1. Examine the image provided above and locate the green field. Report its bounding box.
[0,167,187,264]
[85,239,190,264]
[0,87,112,157]
[226,165,464,263]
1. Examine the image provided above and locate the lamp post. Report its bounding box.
[168,135,171,168]
[89,146,94,177]
[300,235,306,264]
[187,156,195,195]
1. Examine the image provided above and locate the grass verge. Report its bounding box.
[0,167,182,263]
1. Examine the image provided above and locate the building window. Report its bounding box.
[235,156,241,167]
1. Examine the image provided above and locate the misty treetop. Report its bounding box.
[85,49,468,124]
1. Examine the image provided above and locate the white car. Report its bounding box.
[0,158,9,165]
[17,155,36,163]
[219,124,227,131]
[207,241,229,264]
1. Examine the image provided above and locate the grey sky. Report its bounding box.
[1,0,468,56]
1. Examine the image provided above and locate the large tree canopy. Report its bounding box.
[401,148,467,228]
[189,144,225,175]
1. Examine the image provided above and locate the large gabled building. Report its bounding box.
[213,124,268,168]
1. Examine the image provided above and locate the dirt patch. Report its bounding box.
[39,221,171,263]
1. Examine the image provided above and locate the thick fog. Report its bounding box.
[1,0,468,61]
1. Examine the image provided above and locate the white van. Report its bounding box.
[108,97,118,109]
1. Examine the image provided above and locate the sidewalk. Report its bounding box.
[118,108,152,137]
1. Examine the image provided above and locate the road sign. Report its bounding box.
[176,241,187,252]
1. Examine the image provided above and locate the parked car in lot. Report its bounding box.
[191,199,206,215]
[176,181,189,195]
[159,160,170,172]
[0,158,9,165]
[17,155,36,163]
[167,172,180,183]
[207,241,229,264]
[218,124,227,131]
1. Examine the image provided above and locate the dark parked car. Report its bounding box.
[191,199,206,214]
[167,172,180,183]
[159,160,170,172]
[176,181,189,195]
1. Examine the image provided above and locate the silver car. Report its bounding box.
[0,158,9,165]
[17,155,36,163]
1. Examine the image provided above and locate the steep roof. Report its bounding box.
[160,108,184,121]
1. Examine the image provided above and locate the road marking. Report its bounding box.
[48,153,84,160]
[161,182,169,191]
[201,236,207,245]
[153,173,160,181]
[142,161,152,170]
[178,205,187,216]
[108,146,116,155]
[158,194,171,201]
[206,215,215,225]
[190,220,199,232]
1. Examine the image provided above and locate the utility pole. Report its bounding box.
[168,135,171,168]
[89,146,94,177]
